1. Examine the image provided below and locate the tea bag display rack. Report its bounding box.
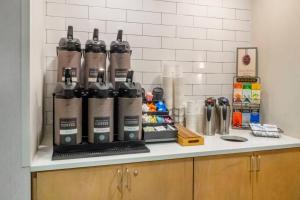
[142,100,178,143]
[232,76,262,129]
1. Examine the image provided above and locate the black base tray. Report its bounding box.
[52,141,150,160]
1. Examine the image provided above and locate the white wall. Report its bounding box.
[30,0,45,160]
[43,0,253,135]
[0,0,31,199]
[252,0,300,137]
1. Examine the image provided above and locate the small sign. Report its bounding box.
[237,47,258,77]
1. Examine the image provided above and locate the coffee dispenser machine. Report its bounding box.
[108,30,131,89]
[84,28,107,88]
[88,71,114,143]
[204,97,216,136]
[57,26,82,84]
[216,97,231,135]
[118,71,142,141]
[54,68,82,145]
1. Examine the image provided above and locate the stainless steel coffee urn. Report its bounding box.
[84,28,107,88]
[118,71,142,141]
[88,71,114,143]
[204,97,216,136]
[108,30,131,89]
[57,26,82,84]
[54,68,82,145]
[216,97,231,135]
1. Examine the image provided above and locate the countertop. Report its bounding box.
[31,129,300,172]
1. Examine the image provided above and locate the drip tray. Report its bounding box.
[52,141,150,160]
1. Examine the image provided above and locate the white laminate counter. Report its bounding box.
[31,129,300,172]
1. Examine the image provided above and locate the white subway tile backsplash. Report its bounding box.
[143,72,162,84]
[207,51,235,62]
[177,27,206,39]
[193,84,222,96]
[162,37,193,50]
[43,0,253,128]
[161,61,193,72]
[47,3,88,18]
[222,63,236,73]
[66,0,105,6]
[184,73,206,84]
[223,0,251,10]
[66,18,90,31]
[193,62,222,73]
[143,24,176,37]
[107,0,142,10]
[46,16,65,30]
[223,41,250,52]
[207,7,235,19]
[236,10,251,20]
[127,10,161,24]
[131,60,161,72]
[162,14,193,27]
[184,85,193,95]
[207,73,234,84]
[194,17,222,29]
[143,0,176,13]
[107,22,142,35]
[176,50,206,62]
[207,29,235,41]
[131,48,143,59]
[177,3,207,17]
[88,20,106,32]
[223,19,251,31]
[194,0,222,7]
[194,39,222,51]
[236,31,251,42]
[127,35,161,48]
[143,48,175,60]
[90,7,126,21]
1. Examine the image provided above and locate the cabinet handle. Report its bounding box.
[251,155,256,172]
[117,169,123,193]
[133,169,139,176]
[257,155,261,172]
[125,168,131,191]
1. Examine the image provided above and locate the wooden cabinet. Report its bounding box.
[124,158,193,200]
[253,149,300,200]
[32,158,193,200]
[194,153,253,200]
[194,148,300,200]
[33,165,123,200]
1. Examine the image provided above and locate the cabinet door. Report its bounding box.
[194,154,252,200]
[253,148,300,200]
[123,158,193,200]
[34,165,123,200]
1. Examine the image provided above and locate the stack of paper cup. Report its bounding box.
[185,100,204,133]
[162,64,174,111]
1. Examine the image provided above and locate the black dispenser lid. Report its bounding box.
[55,68,82,99]
[58,26,81,52]
[218,97,230,106]
[88,70,114,98]
[85,28,106,53]
[110,30,131,53]
[118,71,142,98]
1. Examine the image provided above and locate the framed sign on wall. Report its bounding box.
[236,47,258,77]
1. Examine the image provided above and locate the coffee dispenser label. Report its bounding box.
[94,117,110,143]
[115,69,128,82]
[124,116,139,140]
[62,68,78,82]
[60,118,77,145]
[88,68,98,82]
